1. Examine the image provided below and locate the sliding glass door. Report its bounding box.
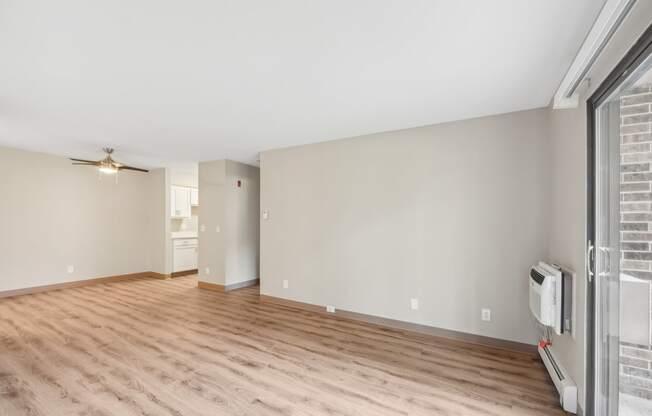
[590,35,652,416]
[594,95,622,415]
[594,84,635,415]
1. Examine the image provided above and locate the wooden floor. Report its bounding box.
[0,276,566,416]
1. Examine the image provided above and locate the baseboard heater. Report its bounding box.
[538,344,577,414]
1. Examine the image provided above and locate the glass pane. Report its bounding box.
[595,53,652,416]
[595,97,622,416]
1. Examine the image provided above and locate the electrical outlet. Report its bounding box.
[205,267,210,276]
[326,305,336,313]
[410,298,419,310]
[262,210,269,220]
[200,224,206,232]
[67,265,74,274]
[282,279,289,289]
[481,308,491,322]
[215,225,221,233]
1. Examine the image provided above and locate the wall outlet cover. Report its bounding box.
[262,210,269,220]
[67,265,74,274]
[205,267,210,276]
[200,224,206,232]
[481,308,491,322]
[326,305,336,313]
[282,279,289,289]
[410,298,419,310]
[215,225,221,233]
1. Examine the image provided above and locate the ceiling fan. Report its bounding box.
[70,148,149,174]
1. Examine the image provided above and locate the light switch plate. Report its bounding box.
[200,224,206,232]
[262,210,269,220]
[215,225,221,233]
[205,267,210,276]
[67,265,74,274]
[282,279,288,289]
[410,298,419,310]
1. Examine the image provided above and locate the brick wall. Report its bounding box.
[620,84,652,400]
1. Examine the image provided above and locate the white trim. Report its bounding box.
[554,93,580,109]
[553,0,637,109]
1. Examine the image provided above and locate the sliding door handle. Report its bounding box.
[587,241,595,282]
[598,246,611,277]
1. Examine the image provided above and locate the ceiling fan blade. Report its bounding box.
[118,165,149,173]
[70,158,99,164]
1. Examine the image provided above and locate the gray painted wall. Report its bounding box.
[198,160,260,286]
[225,161,260,285]
[198,160,227,285]
[0,146,167,291]
[546,102,587,407]
[147,168,171,275]
[546,2,652,411]
[260,108,550,345]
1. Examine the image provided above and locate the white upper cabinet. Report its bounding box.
[171,186,192,218]
[171,186,199,218]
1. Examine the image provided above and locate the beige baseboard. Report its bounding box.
[197,281,225,292]
[226,278,259,291]
[198,278,259,293]
[0,271,166,299]
[171,269,198,278]
[150,272,172,280]
[260,294,537,355]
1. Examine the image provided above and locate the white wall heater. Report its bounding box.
[529,262,571,335]
[538,344,578,414]
[530,261,577,414]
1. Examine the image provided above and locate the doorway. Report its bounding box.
[588,24,652,416]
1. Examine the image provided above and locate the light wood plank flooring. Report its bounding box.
[0,276,566,415]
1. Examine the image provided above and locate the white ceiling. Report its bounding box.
[0,0,605,168]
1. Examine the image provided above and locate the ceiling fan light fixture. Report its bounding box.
[70,147,148,176]
[99,165,118,174]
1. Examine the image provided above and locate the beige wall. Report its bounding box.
[198,160,260,286]
[546,102,587,408]
[225,160,260,285]
[546,2,652,411]
[198,160,227,285]
[260,108,550,345]
[0,146,166,291]
[147,168,171,275]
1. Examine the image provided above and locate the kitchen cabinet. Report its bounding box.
[171,186,191,218]
[171,186,199,218]
[173,238,198,272]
